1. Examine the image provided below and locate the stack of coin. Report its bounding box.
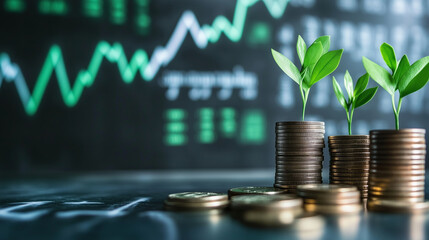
[328,135,370,201]
[228,186,287,199]
[164,192,229,211]
[368,129,426,209]
[297,184,362,214]
[275,121,325,192]
[230,194,303,227]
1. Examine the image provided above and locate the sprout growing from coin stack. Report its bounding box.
[270,36,343,192]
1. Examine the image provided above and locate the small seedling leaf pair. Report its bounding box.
[333,71,378,135]
[272,35,343,120]
[363,43,429,129]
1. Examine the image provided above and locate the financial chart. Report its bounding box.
[1,0,428,173]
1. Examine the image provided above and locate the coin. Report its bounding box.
[276,121,324,126]
[304,197,361,205]
[330,168,370,173]
[276,151,324,156]
[328,135,369,140]
[276,156,324,161]
[330,176,369,181]
[369,191,424,197]
[370,129,425,135]
[304,203,362,214]
[369,175,425,182]
[369,169,425,176]
[367,200,429,213]
[167,192,228,203]
[370,143,426,150]
[369,164,425,171]
[369,185,425,192]
[228,187,288,198]
[330,152,371,157]
[370,149,426,155]
[329,148,370,153]
[368,196,424,203]
[330,172,369,177]
[230,194,303,209]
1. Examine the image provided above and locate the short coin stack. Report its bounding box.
[228,186,287,199]
[368,129,427,209]
[230,194,303,227]
[297,184,362,214]
[164,192,229,211]
[328,135,370,201]
[275,121,325,192]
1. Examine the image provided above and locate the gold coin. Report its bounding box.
[276,121,324,126]
[230,194,303,209]
[369,169,425,176]
[369,191,424,197]
[276,156,324,161]
[329,139,370,145]
[304,203,362,214]
[367,200,429,213]
[304,197,361,205]
[370,129,425,135]
[275,128,325,133]
[368,180,424,187]
[370,159,426,165]
[330,176,368,181]
[371,143,426,150]
[329,180,369,185]
[167,192,228,203]
[330,168,370,173]
[329,148,370,153]
[276,151,324,156]
[370,138,425,144]
[369,185,425,192]
[330,172,369,177]
[330,152,370,157]
[328,135,369,140]
[370,164,425,171]
[369,175,425,182]
[228,187,288,198]
[297,184,357,193]
[368,196,424,202]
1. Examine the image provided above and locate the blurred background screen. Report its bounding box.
[1,0,428,174]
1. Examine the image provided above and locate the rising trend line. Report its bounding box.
[0,0,290,115]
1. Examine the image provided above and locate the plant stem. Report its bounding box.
[348,108,354,135]
[391,94,400,130]
[299,82,305,121]
[302,89,310,121]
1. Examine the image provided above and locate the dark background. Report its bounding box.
[1,0,428,174]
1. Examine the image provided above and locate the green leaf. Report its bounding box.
[332,77,348,112]
[400,62,429,98]
[354,73,369,97]
[271,48,301,85]
[398,56,429,95]
[393,55,410,88]
[344,70,354,100]
[354,87,378,108]
[310,49,343,86]
[314,36,330,54]
[380,43,397,73]
[362,57,395,95]
[303,41,323,69]
[296,35,307,65]
[300,67,310,90]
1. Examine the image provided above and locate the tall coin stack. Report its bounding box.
[328,135,370,201]
[275,121,325,192]
[368,129,426,207]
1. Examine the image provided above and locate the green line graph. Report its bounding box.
[0,0,290,115]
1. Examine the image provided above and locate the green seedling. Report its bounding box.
[272,35,343,120]
[332,71,378,135]
[363,43,429,129]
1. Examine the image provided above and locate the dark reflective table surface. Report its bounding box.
[0,170,428,240]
